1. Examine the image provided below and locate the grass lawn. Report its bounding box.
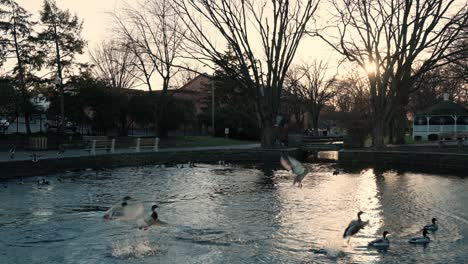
[161,136,258,148]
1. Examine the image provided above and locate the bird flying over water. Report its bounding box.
[103,196,144,220]
[280,154,308,187]
[137,205,160,230]
[343,211,368,238]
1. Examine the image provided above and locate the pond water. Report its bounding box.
[1,163,467,263]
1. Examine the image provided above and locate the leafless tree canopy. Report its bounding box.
[89,41,138,90]
[319,0,468,147]
[285,60,337,133]
[174,0,320,146]
[112,0,185,92]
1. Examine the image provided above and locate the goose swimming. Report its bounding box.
[343,211,368,238]
[138,205,159,230]
[280,154,308,187]
[409,229,431,244]
[423,218,438,231]
[368,231,390,248]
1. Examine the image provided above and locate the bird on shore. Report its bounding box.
[57,145,65,155]
[9,144,15,159]
[280,154,308,187]
[30,153,39,163]
[343,211,368,239]
[409,229,431,244]
[138,205,159,230]
[368,231,390,248]
[423,218,438,231]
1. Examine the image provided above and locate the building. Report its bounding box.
[172,73,213,114]
[413,94,468,141]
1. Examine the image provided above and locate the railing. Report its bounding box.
[85,137,159,155]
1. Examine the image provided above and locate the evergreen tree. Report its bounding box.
[0,0,44,134]
[38,0,85,133]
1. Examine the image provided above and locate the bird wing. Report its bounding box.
[287,156,306,176]
[280,156,292,172]
[343,220,361,238]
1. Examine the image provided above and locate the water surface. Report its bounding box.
[1,163,467,263]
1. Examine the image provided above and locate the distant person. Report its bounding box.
[9,144,16,159]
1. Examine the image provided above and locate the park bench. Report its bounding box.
[130,137,160,152]
[83,136,115,155]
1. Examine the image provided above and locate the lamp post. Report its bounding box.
[54,75,64,134]
[211,80,215,137]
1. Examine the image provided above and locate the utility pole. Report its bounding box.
[211,80,215,137]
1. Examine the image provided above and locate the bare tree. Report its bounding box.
[286,60,337,135]
[112,0,186,135]
[319,0,468,147]
[89,40,138,89]
[174,0,320,147]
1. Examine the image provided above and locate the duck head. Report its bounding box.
[383,231,389,238]
[151,204,158,212]
[121,202,128,207]
[432,218,437,224]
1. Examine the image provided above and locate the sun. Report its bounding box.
[365,61,377,74]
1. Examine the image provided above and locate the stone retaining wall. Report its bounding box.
[0,148,300,179]
[338,149,468,173]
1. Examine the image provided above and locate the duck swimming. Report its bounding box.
[368,231,390,248]
[37,179,50,185]
[409,229,431,244]
[423,218,438,231]
[138,205,159,230]
[280,154,308,188]
[343,211,368,238]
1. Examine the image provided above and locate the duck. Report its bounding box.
[368,231,390,248]
[280,154,308,188]
[37,179,50,185]
[17,177,25,185]
[138,205,159,230]
[409,229,431,244]
[423,218,438,231]
[343,211,368,238]
[333,170,340,175]
[103,196,132,220]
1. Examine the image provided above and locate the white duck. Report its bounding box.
[103,196,132,220]
[423,218,438,231]
[409,229,431,244]
[343,211,368,238]
[368,231,390,248]
[280,154,308,187]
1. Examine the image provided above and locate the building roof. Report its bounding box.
[418,100,468,116]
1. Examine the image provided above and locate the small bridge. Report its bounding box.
[300,135,345,152]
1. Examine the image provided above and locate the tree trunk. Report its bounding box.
[372,117,385,149]
[24,111,31,134]
[393,107,407,145]
[261,124,275,148]
[311,112,319,136]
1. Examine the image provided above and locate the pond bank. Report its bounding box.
[0,147,300,179]
[338,149,468,173]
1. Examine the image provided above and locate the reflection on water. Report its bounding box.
[0,164,467,263]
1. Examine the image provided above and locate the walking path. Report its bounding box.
[0,144,261,163]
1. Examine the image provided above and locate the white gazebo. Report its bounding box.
[413,94,468,141]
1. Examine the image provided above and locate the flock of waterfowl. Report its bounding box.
[280,154,440,250]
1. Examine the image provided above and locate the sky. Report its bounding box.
[8,0,346,88]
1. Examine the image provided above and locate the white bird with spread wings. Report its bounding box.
[280,154,309,187]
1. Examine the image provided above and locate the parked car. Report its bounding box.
[0,119,10,133]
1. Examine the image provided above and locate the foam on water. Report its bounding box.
[111,239,158,258]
